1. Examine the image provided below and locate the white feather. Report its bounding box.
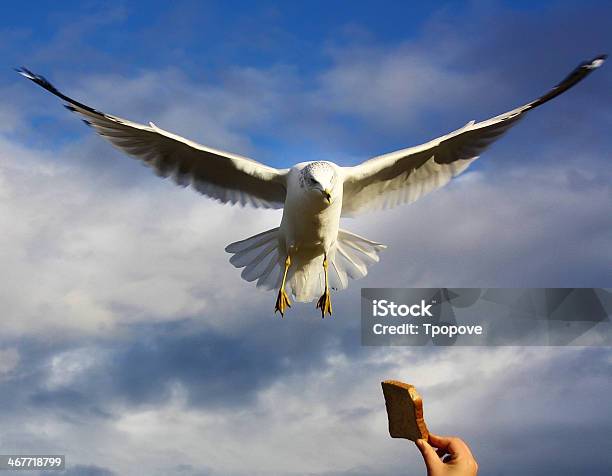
[19,56,605,304]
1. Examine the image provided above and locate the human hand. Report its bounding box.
[415,434,478,476]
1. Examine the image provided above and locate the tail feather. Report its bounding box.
[225,227,282,289]
[226,227,386,303]
[230,242,274,268]
[334,244,366,280]
[256,257,283,290]
[225,227,278,254]
[330,230,386,287]
[288,229,386,302]
[339,231,383,261]
[241,244,277,281]
[329,258,348,291]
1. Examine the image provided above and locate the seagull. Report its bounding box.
[18,55,606,318]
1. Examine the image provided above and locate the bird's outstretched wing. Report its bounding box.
[17,68,288,209]
[340,54,606,216]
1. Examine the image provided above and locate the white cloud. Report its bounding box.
[351,158,611,289]
[0,133,281,337]
[1,20,611,475]
[2,345,606,476]
[0,347,19,377]
[1,122,609,338]
[46,347,103,389]
[314,43,491,130]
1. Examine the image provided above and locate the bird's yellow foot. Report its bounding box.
[275,288,291,317]
[316,288,332,318]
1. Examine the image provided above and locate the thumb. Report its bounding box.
[416,439,441,471]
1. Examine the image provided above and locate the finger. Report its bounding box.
[436,448,447,458]
[416,439,442,471]
[428,434,472,458]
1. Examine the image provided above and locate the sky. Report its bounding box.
[0,1,611,475]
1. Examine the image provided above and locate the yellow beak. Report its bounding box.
[322,189,332,204]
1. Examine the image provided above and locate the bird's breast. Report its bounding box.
[281,192,342,252]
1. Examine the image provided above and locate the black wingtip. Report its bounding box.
[576,54,608,71]
[16,66,36,79]
[15,66,34,79]
[583,54,607,69]
[15,66,59,94]
[527,53,607,110]
[557,53,607,85]
[17,66,106,118]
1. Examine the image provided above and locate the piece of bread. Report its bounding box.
[381,380,429,441]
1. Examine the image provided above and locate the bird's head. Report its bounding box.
[300,162,337,204]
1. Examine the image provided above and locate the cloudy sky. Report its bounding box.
[1,1,611,475]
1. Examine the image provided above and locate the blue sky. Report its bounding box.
[0,1,611,475]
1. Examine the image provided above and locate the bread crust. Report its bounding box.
[381,380,429,441]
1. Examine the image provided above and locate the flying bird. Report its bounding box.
[17,55,606,317]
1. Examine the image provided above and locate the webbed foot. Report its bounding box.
[275,288,291,317]
[316,288,332,318]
